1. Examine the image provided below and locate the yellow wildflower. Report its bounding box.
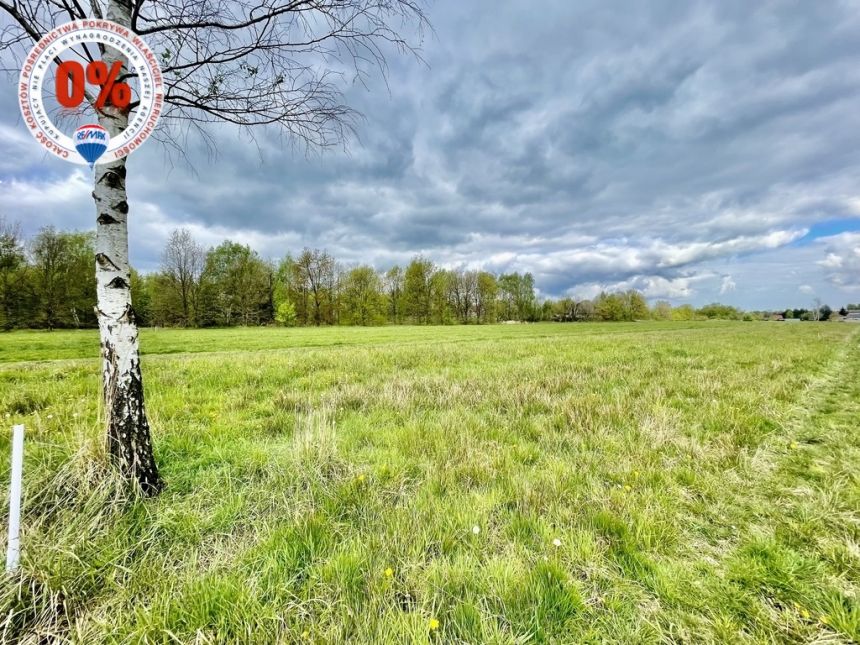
[428,618,440,631]
[384,567,393,578]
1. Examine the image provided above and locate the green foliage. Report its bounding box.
[0,218,30,330]
[2,222,845,332]
[497,272,536,321]
[274,300,297,326]
[0,323,857,642]
[129,268,152,327]
[592,290,647,321]
[285,248,337,326]
[651,300,673,320]
[383,265,405,324]
[697,302,742,320]
[476,271,498,323]
[30,227,96,329]
[340,266,385,326]
[198,241,271,326]
[672,303,696,321]
[403,256,433,324]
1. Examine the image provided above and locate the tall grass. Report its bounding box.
[0,322,857,642]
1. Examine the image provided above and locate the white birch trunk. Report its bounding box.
[93,0,161,494]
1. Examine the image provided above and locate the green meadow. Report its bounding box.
[0,322,858,643]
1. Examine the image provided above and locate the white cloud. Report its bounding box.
[720,275,736,294]
[816,232,860,292]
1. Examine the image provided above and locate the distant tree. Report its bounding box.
[475,271,498,324]
[384,266,405,324]
[498,272,536,321]
[552,297,574,322]
[341,266,385,326]
[0,217,30,330]
[404,257,434,324]
[160,229,204,327]
[276,254,307,325]
[30,228,95,329]
[839,307,848,317]
[148,271,183,326]
[65,232,98,328]
[293,249,336,326]
[577,299,595,321]
[652,300,673,321]
[697,302,742,320]
[672,304,696,321]
[129,269,152,327]
[447,269,475,324]
[275,300,297,327]
[200,241,270,326]
[430,269,454,324]
[594,292,625,321]
[622,290,649,320]
[540,300,554,321]
[819,305,832,321]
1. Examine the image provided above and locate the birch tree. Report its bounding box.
[0,0,427,493]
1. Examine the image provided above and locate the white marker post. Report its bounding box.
[6,424,24,572]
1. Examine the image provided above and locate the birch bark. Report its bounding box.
[93,0,161,494]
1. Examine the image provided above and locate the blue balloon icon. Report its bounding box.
[73,124,109,168]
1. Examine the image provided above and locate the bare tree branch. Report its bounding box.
[1,0,429,152]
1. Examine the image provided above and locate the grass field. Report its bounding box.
[0,322,858,643]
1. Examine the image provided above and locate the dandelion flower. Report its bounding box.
[384,567,393,578]
[633,470,640,478]
[301,630,310,639]
[357,474,366,482]
[552,538,562,547]
[800,609,810,619]
[624,485,632,492]
[789,442,798,450]
[428,618,440,631]
[472,525,480,535]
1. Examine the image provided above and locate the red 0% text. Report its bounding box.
[56,60,131,110]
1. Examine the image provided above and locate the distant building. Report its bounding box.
[844,310,860,322]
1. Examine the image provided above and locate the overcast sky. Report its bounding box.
[2,0,859,308]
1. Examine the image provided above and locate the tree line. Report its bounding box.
[0,221,851,330]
